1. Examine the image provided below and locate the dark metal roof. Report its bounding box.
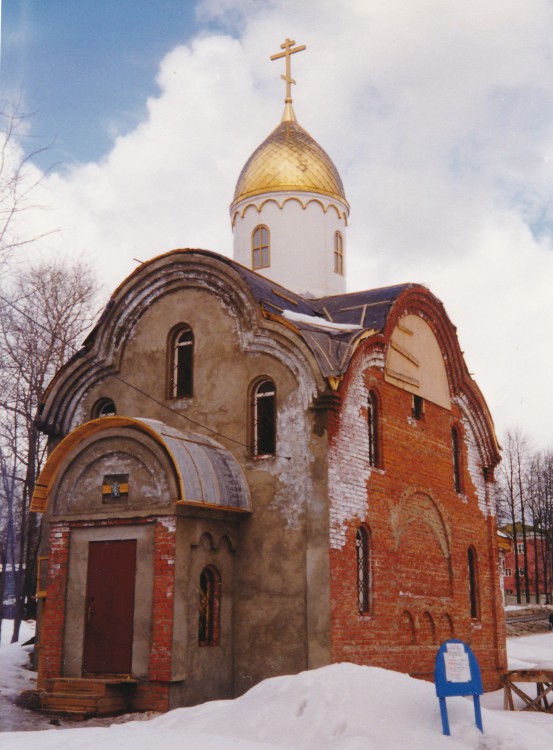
[230,261,319,316]
[138,419,251,510]
[31,416,252,513]
[80,249,412,382]
[228,259,412,377]
[312,284,413,329]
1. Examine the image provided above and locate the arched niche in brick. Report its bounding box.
[441,612,454,640]
[391,490,453,598]
[421,611,436,644]
[401,610,416,645]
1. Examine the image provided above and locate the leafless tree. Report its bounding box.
[529,450,553,604]
[497,431,553,605]
[0,260,97,642]
[0,105,77,642]
[496,430,534,604]
[0,106,54,271]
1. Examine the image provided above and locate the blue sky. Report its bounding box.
[1,1,204,166]
[1,0,553,448]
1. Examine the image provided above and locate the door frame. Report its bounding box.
[63,525,154,678]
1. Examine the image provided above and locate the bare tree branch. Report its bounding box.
[0,106,58,270]
[0,259,98,641]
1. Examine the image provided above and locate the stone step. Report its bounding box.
[45,677,135,695]
[41,678,137,718]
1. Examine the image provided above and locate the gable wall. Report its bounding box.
[328,346,506,691]
[39,269,332,707]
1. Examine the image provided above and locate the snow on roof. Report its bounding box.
[282,309,363,331]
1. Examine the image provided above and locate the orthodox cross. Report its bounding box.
[270,38,306,104]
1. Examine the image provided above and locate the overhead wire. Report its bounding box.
[0,290,292,460]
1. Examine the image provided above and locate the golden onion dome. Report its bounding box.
[232,106,347,208]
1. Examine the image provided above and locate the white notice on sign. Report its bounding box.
[444,643,471,683]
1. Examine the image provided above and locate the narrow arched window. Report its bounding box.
[93,397,116,418]
[334,231,344,275]
[169,325,193,398]
[468,546,479,619]
[198,566,221,646]
[251,378,276,457]
[356,526,371,615]
[452,425,463,493]
[252,225,270,270]
[368,390,379,467]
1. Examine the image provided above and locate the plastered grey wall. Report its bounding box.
[39,255,332,702]
[79,273,331,689]
[170,512,237,707]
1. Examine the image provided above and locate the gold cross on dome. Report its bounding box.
[270,38,306,104]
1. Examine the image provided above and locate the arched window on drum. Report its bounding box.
[252,225,270,270]
[334,231,344,275]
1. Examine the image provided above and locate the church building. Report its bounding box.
[31,40,506,715]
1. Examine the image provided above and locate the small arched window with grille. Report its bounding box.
[252,225,270,270]
[367,390,379,467]
[251,378,276,457]
[334,231,344,275]
[198,566,221,646]
[356,526,371,615]
[169,325,194,399]
[467,546,480,619]
[452,425,463,493]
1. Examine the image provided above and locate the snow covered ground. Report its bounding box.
[2,619,553,748]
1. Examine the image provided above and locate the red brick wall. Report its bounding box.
[328,350,507,691]
[39,522,71,684]
[146,517,177,711]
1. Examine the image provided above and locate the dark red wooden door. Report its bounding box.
[83,539,137,674]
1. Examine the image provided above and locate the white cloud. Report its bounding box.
[11,0,553,449]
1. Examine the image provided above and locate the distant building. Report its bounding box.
[496,530,512,605]
[0,564,19,618]
[501,529,552,604]
[31,41,506,715]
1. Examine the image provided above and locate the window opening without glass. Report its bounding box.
[252,379,276,457]
[412,394,424,420]
[368,391,379,467]
[93,398,116,418]
[468,547,479,619]
[452,426,463,493]
[356,526,371,615]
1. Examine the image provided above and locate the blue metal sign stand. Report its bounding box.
[434,639,484,735]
